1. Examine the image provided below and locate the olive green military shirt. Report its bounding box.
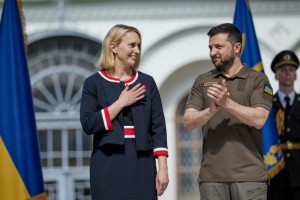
[185,65,273,182]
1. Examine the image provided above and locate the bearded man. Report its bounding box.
[184,23,273,200]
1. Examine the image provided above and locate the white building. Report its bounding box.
[1,0,300,199]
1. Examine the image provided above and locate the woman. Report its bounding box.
[80,24,169,200]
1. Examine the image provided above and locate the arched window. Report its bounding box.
[176,95,203,200]
[27,33,101,200]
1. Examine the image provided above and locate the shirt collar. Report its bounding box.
[212,64,249,79]
[277,90,296,107]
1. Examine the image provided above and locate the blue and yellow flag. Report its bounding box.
[0,0,47,199]
[233,0,284,179]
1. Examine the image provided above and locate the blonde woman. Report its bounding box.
[80,24,169,200]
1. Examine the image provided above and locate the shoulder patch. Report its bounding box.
[264,84,273,96]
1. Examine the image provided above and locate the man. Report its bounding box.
[268,50,300,200]
[183,23,273,200]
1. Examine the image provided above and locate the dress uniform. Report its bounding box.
[268,50,300,200]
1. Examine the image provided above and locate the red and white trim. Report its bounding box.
[101,108,112,130]
[98,70,120,83]
[153,147,169,157]
[124,71,138,85]
[98,70,138,85]
[124,126,135,138]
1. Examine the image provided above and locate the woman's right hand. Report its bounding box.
[107,83,146,121]
[118,83,146,108]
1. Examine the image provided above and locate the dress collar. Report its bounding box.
[98,70,138,85]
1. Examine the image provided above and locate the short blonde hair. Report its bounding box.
[97,24,142,70]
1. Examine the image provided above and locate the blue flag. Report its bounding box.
[0,0,47,199]
[233,0,284,179]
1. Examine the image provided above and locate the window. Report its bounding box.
[45,181,58,200]
[176,96,203,200]
[39,128,92,168]
[28,33,101,200]
[75,180,91,200]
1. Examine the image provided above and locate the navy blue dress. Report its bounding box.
[80,70,168,200]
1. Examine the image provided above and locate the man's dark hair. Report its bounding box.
[207,23,242,45]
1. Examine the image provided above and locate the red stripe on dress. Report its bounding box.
[103,108,112,130]
[124,70,137,85]
[124,126,135,138]
[100,70,119,81]
[153,148,169,157]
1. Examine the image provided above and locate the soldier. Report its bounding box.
[268,50,300,200]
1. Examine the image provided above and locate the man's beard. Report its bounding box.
[213,51,235,71]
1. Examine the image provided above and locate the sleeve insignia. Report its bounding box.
[264,84,273,96]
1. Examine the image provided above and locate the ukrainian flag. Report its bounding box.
[0,0,47,199]
[233,0,284,179]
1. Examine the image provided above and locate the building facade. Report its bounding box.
[1,0,300,199]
